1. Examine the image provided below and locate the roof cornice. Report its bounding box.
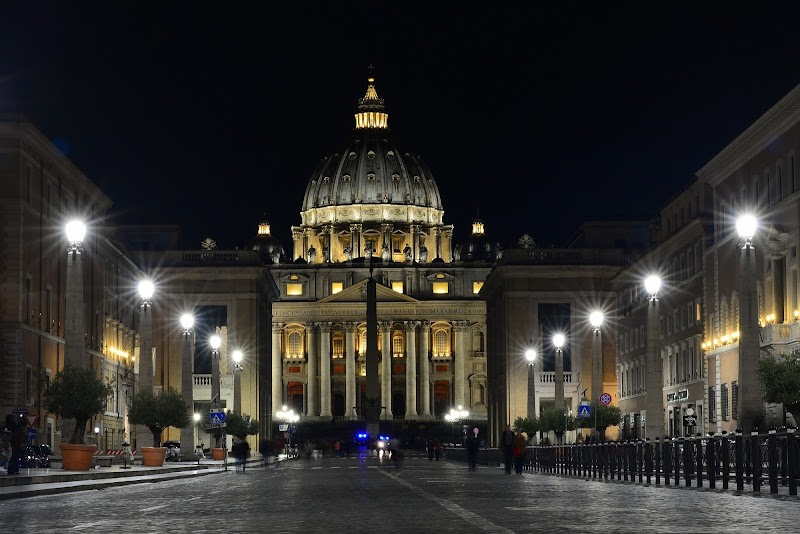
[696,83,800,186]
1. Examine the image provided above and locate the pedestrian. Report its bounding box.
[5,414,23,475]
[434,439,441,461]
[513,431,526,475]
[501,424,515,474]
[466,432,479,471]
[427,438,434,461]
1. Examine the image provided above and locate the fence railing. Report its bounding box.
[445,428,800,496]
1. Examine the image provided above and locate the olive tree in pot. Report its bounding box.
[128,388,191,466]
[44,364,113,470]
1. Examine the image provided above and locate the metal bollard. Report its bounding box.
[681,436,692,487]
[768,428,778,494]
[645,438,652,485]
[751,429,761,492]
[787,427,798,496]
[663,438,671,486]
[706,432,716,489]
[630,441,637,482]
[721,431,730,490]
[696,434,703,488]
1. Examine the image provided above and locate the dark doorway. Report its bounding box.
[433,380,450,417]
[392,392,405,417]
[288,382,303,414]
[334,393,345,417]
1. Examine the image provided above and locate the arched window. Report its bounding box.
[433,330,449,356]
[392,332,404,357]
[288,332,302,357]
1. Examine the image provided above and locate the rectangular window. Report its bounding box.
[472,281,484,294]
[639,325,644,348]
[331,282,343,294]
[721,383,730,421]
[432,282,449,294]
[695,300,701,322]
[391,281,404,293]
[286,283,303,296]
[709,387,717,423]
[688,303,694,326]
[732,380,739,420]
[392,237,402,253]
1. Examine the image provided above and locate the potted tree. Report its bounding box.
[574,401,622,441]
[44,364,113,470]
[225,411,259,459]
[128,388,190,466]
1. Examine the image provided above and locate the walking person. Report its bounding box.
[427,438,434,461]
[5,415,23,475]
[466,431,479,471]
[434,439,441,461]
[501,424,515,474]
[513,431,527,474]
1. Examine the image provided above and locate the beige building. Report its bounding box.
[269,77,492,423]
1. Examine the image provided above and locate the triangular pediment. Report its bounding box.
[318,279,419,303]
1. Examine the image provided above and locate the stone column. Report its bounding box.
[272,323,283,416]
[64,248,86,368]
[591,327,603,405]
[410,224,419,261]
[350,224,362,259]
[405,321,418,417]
[454,321,469,408]
[433,227,442,260]
[180,328,195,458]
[307,323,318,417]
[419,321,431,416]
[645,292,664,439]
[320,323,332,417]
[444,229,453,263]
[554,346,564,411]
[739,239,764,432]
[345,323,357,419]
[380,322,392,418]
[137,301,154,446]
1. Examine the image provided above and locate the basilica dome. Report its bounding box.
[299,77,444,228]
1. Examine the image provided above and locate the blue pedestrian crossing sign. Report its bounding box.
[210,409,226,426]
[578,403,591,418]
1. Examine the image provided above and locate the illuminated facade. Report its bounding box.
[271,77,492,421]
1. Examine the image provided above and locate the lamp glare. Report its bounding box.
[180,314,194,330]
[644,275,661,296]
[232,350,243,363]
[736,214,757,239]
[138,280,155,300]
[525,348,536,362]
[209,335,221,350]
[65,220,86,243]
[589,311,603,328]
[553,334,565,349]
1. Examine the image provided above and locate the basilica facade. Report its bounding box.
[267,77,492,422]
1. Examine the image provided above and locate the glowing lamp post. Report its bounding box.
[553,333,565,413]
[589,311,604,437]
[180,313,195,459]
[525,347,537,420]
[445,405,470,445]
[210,334,222,412]
[277,406,299,457]
[644,275,663,440]
[136,278,156,448]
[65,221,87,368]
[737,214,762,432]
[232,350,243,414]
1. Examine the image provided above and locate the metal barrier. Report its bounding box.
[445,427,800,497]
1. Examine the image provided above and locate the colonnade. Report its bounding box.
[271,320,472,418]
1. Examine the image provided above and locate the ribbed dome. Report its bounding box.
[300,77,444,226]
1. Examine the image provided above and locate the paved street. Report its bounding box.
[3,451,799,533]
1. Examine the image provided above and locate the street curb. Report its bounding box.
[0,468,225,501]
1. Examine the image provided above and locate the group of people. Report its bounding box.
[425,438,442,461]
[501,424,528,475]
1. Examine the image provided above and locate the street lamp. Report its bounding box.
[136,278,156,447]
[445,405,470,445]
[589,311,603,439]
[737,214,762,432]
[525,347,537,421]
[553,333,565,416]
[644,275,663,440]
[65,221,87,368]
[193,413,203,463]
[232,350,243,414]
[277,405,300,457]
[180,313,195,460]
[210,334,222,410]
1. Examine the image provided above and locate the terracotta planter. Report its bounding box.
[60,443,97,471]
[211,447,226,460]
[141,447,167,467]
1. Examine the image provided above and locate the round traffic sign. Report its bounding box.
[685,408,694,416]
[600,393,612,405]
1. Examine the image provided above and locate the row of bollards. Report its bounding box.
[449,427,799,496]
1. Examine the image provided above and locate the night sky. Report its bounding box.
[3,3,800,250]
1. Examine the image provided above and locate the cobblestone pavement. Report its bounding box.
[3,451,799,533]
